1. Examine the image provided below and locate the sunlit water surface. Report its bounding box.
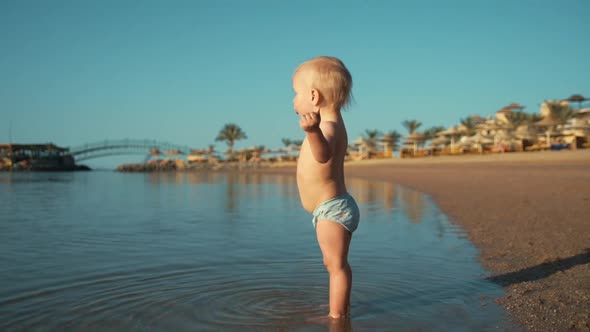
[0,172,516,331]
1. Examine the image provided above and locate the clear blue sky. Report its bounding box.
[2,0,588,167]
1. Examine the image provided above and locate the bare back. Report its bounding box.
[297,117,348,213]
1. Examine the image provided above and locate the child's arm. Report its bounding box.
[300,112,335,163]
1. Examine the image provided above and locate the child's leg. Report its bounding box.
[315,219,352,319]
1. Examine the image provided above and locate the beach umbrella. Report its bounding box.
[563,94,588,109]
[495,104,525,121]
[353,137,369,158]
[535,116,561,148]
[437,126,462,136]
[400,143,415,152]
[379,134,397,156]
[468,132,494,152]
[353,136,367,145]
[404,132,425,141]
[404,132,425,154]
[468,115,487,125]
[504,102,526,110]
[429,136,450,147]
[436,126,462,152]
[535,116,560,127]
[491,130,517,149]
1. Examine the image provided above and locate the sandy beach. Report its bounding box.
[260,150,590,331]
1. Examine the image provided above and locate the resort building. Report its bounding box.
[0,143,77,170]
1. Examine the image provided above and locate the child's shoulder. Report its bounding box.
[320,120,346,138]
[320,119,341,130]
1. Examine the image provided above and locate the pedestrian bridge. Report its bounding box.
[69,139,194,162]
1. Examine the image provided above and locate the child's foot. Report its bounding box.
[306,313,346,324]
[306,314,351,330]
[328,312,349,320]
[328,305,350,319]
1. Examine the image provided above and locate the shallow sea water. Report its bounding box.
[0,172,517,331]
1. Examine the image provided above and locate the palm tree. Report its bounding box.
[215,123,247,155]
[422,126,445,141]
[362,129,381,154]
[504,111,529,131]
[281,138,292,148]
[251,145,265,161]
[279,138,300,160]
[206,144,216,161]
[525,113,543,134]
[459,117,477,136]
[502,111,533,150]
[207,144,215,153]
[380,130,401,156]
[280,138,293,158]
[526,113,544,130]
[545,101,576,128]
[402,120,422,134]
[563,94,588,109]
[421,126,446,154]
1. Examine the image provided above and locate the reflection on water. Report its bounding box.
[348,177,429,225]
[147,172,301,214]
[400,186,427,224]
[0,172,516,331]
[146,173,432,226]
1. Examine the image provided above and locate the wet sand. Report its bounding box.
[259,150,590,331]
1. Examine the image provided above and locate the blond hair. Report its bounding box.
[296,56,353,111]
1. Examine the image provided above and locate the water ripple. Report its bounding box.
[0,173,514,331]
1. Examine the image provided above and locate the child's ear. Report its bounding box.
[310,88,321,106]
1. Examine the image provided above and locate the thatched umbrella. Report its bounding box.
[467,132,494,152]
[493,130,519,150]
[495,103,525,120]
[353,137,369,158]
[563,94,588,109]
[504,102,526,110]
[515,127,536,140]
[429,136,450,147]
[476,121,509,147]
[436,126,461,152]
[404,132,425,155]
[535,116,561,148]
[379,134,396,157]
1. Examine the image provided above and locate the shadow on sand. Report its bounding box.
[487,249,590,286]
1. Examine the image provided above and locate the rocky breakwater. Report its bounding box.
[116,159,275,172]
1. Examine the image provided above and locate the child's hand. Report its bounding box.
[299,112,321,133]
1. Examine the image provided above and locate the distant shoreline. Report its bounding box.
[116,149,589,172]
